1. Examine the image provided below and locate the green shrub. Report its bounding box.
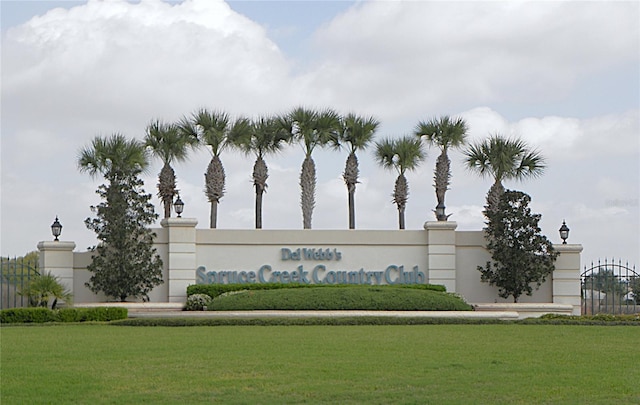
[187,283,447,299]
[1,307,55,323]
[184,294,212,311]
[0,307,128,323]
[208,287,471,311]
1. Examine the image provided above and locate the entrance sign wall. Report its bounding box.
[37,218,583,314]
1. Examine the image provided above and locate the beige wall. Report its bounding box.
[38,220,581,313]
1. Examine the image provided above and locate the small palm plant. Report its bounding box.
[464,134,546,214]
[145,119,199,219]
[340,113,379,229]
[20,272,73,309]
[414,116,467,221]
[375,136,425,229]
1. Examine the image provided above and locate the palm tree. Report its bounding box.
[181,109,243,229]
[464,134,546,213]
[414,116,467,221]
[280,107,341,229]
[375,136,425,229]
[340,113,379,229]
[78,133,148,180]
[144,119,199,219]
[228,116,290,229]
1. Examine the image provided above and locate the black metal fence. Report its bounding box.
[1,257,39,309]
[581,258,638,315]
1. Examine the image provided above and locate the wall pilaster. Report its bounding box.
[424,221,457,293]
[37,241,76,304]
[161,218,198,303]
[552,244,583,315]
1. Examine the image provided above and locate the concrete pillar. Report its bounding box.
[552,244,583,315]
[161,218,198,303]
[37,240,76,305]
[424,221,457,293]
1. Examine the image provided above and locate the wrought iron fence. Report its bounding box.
[581,258,638,315]
[1,257,39,309]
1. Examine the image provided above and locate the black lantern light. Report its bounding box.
[559,220,570,244]
[174,195,184,218]
[51,216,62,241]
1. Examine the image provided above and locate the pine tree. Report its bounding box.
[478,190,558,302]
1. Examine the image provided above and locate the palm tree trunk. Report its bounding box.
[253,156,268,229]
[348,189,356,229]
[393,174,408,230]
[487,179,505,214]
[205,156,225,229]
[158,163,176,219]
[300,156,316,229]
[255,189,264,229]
[434,150,450,221]
[210,201,218,229]
[344,152,358,229]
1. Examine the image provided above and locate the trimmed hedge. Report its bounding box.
[0,307,128,324]
[187,282,447,299]
[111,315,640,327]
[208,287,471,311]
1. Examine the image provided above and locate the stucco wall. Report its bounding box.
[39,220,580,312]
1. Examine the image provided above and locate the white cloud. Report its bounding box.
[1,0,638,267]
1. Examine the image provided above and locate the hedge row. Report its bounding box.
[112,315,640,327]
[0,307,128,324]
[186,282,447,299]
[209,287,471,311]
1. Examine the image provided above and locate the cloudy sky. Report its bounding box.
[1,0,638,268]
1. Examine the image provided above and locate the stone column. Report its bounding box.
[424,221,457,293]
[37,241,76,304]
[161,218,198,303]
[552,244,583,315]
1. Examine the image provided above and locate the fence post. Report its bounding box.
[424,221,457,293]
[37,241,76,305]
[161,217,198,303]
[552,244,583,315]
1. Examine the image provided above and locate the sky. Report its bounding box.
[1,0,639,269]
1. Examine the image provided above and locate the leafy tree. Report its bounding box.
[478,190,558,302]
[583,269,633,304]
[464,135,545,214]
[228,116,291,229]
[19,271,72,309]
[78,134,163,302]
[414,116,467,221]
[144,119,199,219]
[280,107,341,229]
[340,113,379,229]
[374,136,425,229]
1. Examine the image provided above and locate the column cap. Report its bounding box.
[160,218,198,228]
[37,241,76,251]
[423,221,458,231]
[554,244,583,253]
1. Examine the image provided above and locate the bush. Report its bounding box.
[184,294,212,311]
[208,287,471,311]
[0,307,128,323]
[187,283,447,300]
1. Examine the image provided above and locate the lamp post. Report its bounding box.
[559,220,570,244]
[174,195,184,218]
[51,216,62,241]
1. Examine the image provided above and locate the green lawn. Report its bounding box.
[1,324,638,404]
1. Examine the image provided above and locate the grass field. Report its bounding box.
[1,324,638,404]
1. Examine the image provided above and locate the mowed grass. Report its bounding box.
[1,324,638,404]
